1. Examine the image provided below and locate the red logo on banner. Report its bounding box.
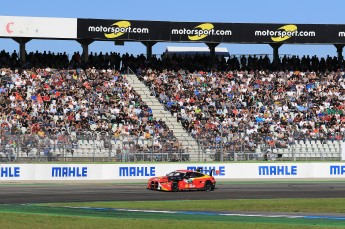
[6,22,14,34]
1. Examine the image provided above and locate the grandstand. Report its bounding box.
[0,16,345,162]
[0,51,344,162]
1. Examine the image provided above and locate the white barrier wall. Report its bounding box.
[1,163,345,181]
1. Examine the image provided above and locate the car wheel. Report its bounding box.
[172,182,179,192]
[204,181,213,192]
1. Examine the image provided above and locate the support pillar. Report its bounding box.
[12,38,31,64]
[334,44,344,66]
[77,39,93,64]
[205,43,219,62]
[141,41,157,60]
[269,43,282,64]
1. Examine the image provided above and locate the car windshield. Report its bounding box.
[166,171,184,177]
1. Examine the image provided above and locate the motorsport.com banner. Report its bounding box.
[77,18,345,44]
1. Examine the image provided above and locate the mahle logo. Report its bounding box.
[271,24,298,42]
[105,21,131,38]
[188,23,214,41]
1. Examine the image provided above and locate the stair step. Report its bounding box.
[127,74,200,157]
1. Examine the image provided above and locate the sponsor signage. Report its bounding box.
[187,166,226,176]
[258,165,297,176]
[51,166,88,177]
[77,19,234,42]
[0,163,345,181]
[169,22,233,42]
[0,16,77,39]
[119,166,155,177]
[77,18,345,44]
[1,16,345,44]
[0,166,20,177]
[77,19,153,41]
[330,165,345,175]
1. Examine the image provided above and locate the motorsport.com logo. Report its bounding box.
[171,23,232,41]
[254,24,316,42]
[88,21,149,39]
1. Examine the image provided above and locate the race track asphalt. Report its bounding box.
[1,181,345,204]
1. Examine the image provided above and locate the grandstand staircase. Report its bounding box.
[126,74,209,161]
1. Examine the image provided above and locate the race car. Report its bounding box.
[147,168,216,192]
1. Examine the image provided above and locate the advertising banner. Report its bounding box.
[77,19,235,42]
[0,16,77,39]
[1,163,345,181]
[77,19,156,41]
[77,18,345,44]
[0,16,345,44]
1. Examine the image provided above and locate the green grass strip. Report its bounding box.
[0,205,345,228]
[43,198,345,214]
[0,212,341,229]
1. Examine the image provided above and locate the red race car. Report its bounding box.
[147,168,216,192]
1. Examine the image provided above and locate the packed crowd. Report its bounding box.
[0,66,181,160]
[0,50,123,70]
[139,67,345,153]
[1,49,343,72]
[1,49,345,160]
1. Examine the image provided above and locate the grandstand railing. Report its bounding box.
[0,134,342,162]
[0,133,190,162]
